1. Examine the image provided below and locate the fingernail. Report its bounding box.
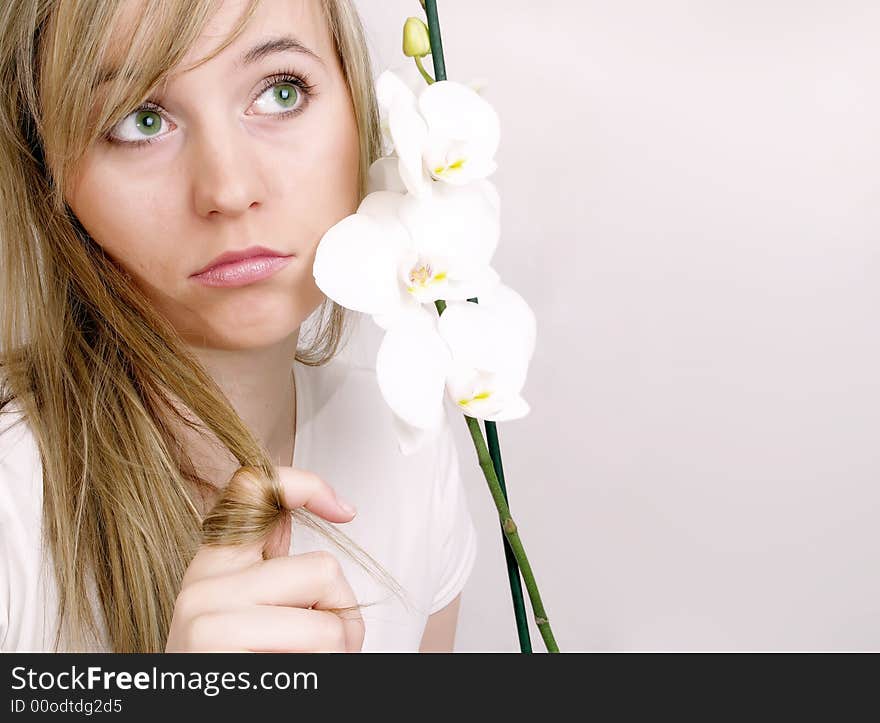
[336,495,357,516]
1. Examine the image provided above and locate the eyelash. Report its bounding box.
[104,68,317,149]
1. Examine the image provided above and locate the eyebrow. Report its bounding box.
[95,34,324,89]
[238,34,325,69]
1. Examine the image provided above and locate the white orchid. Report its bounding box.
[312,57,532,458]
[376,68,500,198]
[348,7,559,653]
[313,174,502,331]
[375,283,537,455]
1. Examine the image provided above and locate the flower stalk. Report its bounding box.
[423,0,556,654]
[414,55,435,85]
[462,414,559,653]
[484,420,534,652]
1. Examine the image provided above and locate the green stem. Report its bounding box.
[414,55,435,85]
[463,415,559,653]
[423,0,448,82]
[485,420,533,652]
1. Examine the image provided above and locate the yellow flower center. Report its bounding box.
[457,391,492,407]
[406,263,447,294]
[433,158,467,178]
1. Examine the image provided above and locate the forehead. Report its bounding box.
[102,0,332,84]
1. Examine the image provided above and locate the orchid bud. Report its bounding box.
[403,17,431,58]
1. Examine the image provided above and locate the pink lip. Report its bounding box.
[192,245,288,275]
[190,245,294,288]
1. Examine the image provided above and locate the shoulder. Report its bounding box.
[0,399,48,651]
[0,398,44,556]
[0,398,43,517]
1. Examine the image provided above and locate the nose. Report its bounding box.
[189,123,268,218]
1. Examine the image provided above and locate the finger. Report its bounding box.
[186,607,358,653]
[275,466,358,524]
[187,467,356,583]
[188,551,365,651]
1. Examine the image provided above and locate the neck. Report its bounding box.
[175,331,299,494]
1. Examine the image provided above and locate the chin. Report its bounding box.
[187,324,298,352]
[179,294,315,351]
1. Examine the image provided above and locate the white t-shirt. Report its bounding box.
[0,339,478,652]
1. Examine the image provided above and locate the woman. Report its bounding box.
[0,0,478,653]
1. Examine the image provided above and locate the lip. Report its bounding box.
[192,245,290,275]
[190,245,295,288]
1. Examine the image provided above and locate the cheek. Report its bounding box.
[274,95,362,250]
[66,158,181,290]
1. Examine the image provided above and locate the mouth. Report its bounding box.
[190,245,296,288]
[191,245,292,275]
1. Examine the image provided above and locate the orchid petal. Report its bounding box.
[313,213,409,317]
[376,67,423,110]
[438,304,509,373]
[367,157,408,195]
[388,99,432,199]
[418,81,500,158]
[376,69,415,116]
[438,283,536,391]
[418,80,500,185]
[470,281,538,363]
[444,362,531,422]
[376,70,415,157]
[442,265,501,301]
[356,189,407,220]
[481,394,531,422]
[398,181,500,269]
[375,308,451,430]
[372,295,428,331]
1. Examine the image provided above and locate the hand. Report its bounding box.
[165,467,363,652]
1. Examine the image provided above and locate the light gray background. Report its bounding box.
[353,1,880,651]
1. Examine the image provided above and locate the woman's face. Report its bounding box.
[65,0,360,350]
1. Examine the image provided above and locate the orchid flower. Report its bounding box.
[376,68,500,198]
[375,282,537,455]
[313,175,502,331]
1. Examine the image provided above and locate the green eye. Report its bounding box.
[135,110,162,136]
[250,74,312,118]
[273,83,299,108]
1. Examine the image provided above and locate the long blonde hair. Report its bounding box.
[0,0,403,652]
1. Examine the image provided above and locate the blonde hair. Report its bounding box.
[0,0,404,652]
